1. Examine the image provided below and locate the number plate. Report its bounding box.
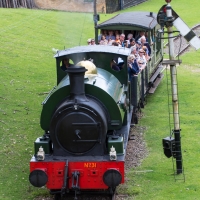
[84,163,97,168]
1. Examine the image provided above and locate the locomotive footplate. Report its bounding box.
[30,156,124,190]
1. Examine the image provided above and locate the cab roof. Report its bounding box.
[96,11,158,30]
[54,45,130,58]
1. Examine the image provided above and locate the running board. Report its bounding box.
[149,73,164,94]
[149,64,164,83]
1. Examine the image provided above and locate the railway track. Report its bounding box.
[54,193,115,200]
[50,187,118,200]
[164,23,200,57]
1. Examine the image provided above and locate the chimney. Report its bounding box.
[66,66,88,102]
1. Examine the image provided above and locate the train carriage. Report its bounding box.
[95,11,163,79]
[29,11,163,200]
[95,11,164,117]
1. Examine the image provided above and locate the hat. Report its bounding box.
[87,38,92,43]
[137,41,142,45]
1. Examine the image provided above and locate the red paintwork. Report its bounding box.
[30,159,124,190]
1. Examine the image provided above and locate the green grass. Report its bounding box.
[123,51,200,200]
[0,1,200,199]
[101,0,200,28]
[0,8,95,200]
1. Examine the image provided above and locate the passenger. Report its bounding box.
[136,40,142,52]
[137,49,147,68]
[99,35,108,45]
[111,57,124,71]
[112,41,120,46]
[130,30,136,38]
[138,35,146,43]
[138,59,146,70]
[91,39,96,45]
[127,55,140,80]
[135,31,145,42]
[144,32,148,42]
[114,30,120,36]
[126,33,133,45]
[108,38,115,45]
[106,30,115,40]
[117,57,124,69]
[61,58,74,71]
[130,47,139,59]
[98,30,103,43]
[119,34,126,47]
[127,38,136,48]
[115,34,121,45]
[141,37,151,56]
[87,38,92,45]
[142,46,150,61]
[127,33,133,40]
[102,30,108,37]
[111,59,120,71]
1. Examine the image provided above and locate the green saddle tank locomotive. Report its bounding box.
[29,11,163,199]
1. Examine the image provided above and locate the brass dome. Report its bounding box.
[76,60,97,75]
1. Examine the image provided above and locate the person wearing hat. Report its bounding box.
[136,40,142,52]
[87,38,92,45]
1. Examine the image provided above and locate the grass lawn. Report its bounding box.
[0,0,200,199]
[120,50,200,200]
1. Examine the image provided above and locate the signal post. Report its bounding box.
[157,0,183,174]
[165,1,182,174]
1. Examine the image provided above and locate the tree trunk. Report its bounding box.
[0,0,36,8]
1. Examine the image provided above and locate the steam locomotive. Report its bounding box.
[29,11,163,199]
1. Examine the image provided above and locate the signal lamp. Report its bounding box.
[162,137,175,158]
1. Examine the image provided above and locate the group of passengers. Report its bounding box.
[89,30,152,78]
[127,31,152,79]
[88,30,152,49]
[63,30,152,79]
